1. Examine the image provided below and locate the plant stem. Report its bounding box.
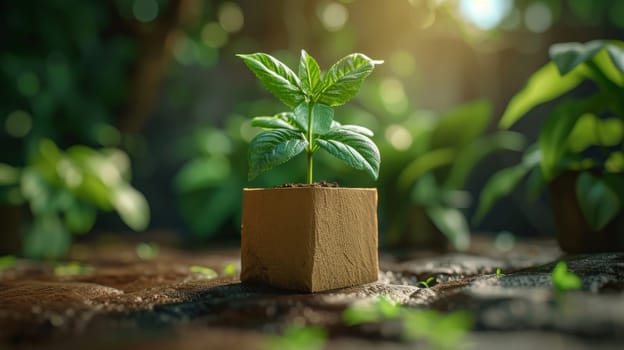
[306,102,315,184]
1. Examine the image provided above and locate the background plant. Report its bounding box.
[475,40,624,232]
[0,139,149,258]
[238,50,383,183]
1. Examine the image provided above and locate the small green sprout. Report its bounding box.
[403,309,474,350]
[136,242,159,260]
[0,255,16,270]
[552,261,582,292]
[54,262,94,276]
[190,265,218,279]
[342,296,473,350]
[263,325,327,350]
[342,296,401,325]
[419,276,435,288]
[222,263,237,276]
[496,268,504,277]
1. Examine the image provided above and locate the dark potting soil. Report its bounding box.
[274,181,339,188]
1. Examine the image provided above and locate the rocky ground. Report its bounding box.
[0,237,623,350]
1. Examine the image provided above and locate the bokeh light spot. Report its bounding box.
[319,2,349,32]
[132,0,159,23]
[385,124,413,151]
[389,51,416,77]
[524,2,552,33]
[201,22,228,48]
[379,78,408,115]
[218,2,244,33]
[5,110,32,138]
[459,0,513,30]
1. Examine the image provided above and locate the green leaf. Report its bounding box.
[335,124,374,137]
[539,97,604,181]
[23,214,71,259]
[500,62,585,129]
[318,53,383,106]
[397,148,456,190]
[576,172,620,231]
[427,206,470,251]
[473,164,530,225]
[174,157,231,193]
[549,40,605,75]
[112,184,150,231]
[190,265,218,278]
[64,202,96,234]
[430,99,492,149]
[0,255,16,270]
[552,261,582,292]
[607,44,624,73]
[237,53,304,108]
[444,131,526,190]
[298,49,321,95]
[248,129,307,180]
[294,102,334,135]
[317,129,380,180]
[0,163,20,185]
[251,116,298,131]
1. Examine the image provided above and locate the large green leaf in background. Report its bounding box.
[397,148,456,190]
[576,172,621,232]
[499,62,585,129]
[539,96,608,181]
[298,49,321,95]
[607,44,624,73]
[317,128,380,180]
[237,53,304,108]
[318,53,383,106]
[427,206,470,251]
[473,163,531,225]
[294,102,334,135]
[549,40,606,75]
[248,129,307,180]
[444,131,526,190]
[112,184,150,231]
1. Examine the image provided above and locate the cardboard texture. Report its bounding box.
[241,187,379,292]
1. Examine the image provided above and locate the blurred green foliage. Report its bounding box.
[263,325,327,350]
[0,140,149,259]
[476,40,624,232]
[342,296,473,350]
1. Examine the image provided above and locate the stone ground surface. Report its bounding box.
[0,236,623,350]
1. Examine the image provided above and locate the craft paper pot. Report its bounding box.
[241,187,379,292]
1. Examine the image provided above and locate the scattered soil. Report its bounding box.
[274,181,339,188]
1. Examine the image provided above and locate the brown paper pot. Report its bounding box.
[241,187,379,292]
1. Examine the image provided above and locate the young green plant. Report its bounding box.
[237,50,383,183]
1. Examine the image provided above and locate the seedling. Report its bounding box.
[551,261,582,292]
[136,242,159,260]
[342,296,401,325]
[342,296,473,350]
[222,262,237,276]
[496,268,504,277]
[238,50,383,183]
[190,265,218,279]
[263,325,327,350]
[54,262,94,276]
[419,276,435,288]
[0,255,16,270]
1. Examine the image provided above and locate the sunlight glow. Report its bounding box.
[459,0,513,30]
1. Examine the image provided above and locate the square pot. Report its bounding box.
[241,187,379,292]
